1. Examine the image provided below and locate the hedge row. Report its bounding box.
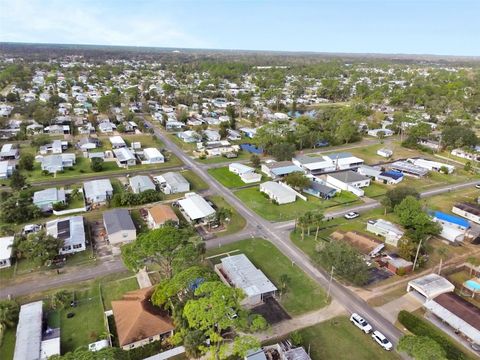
[398,310,470,360]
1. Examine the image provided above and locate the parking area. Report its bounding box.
[251,297,291,325]
[366,267,393,285]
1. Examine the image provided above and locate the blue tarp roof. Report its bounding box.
[240,144,263,154]
[432,211,470,228]
[380,170,404,180]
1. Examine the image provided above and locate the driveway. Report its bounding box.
[376,292,423,323]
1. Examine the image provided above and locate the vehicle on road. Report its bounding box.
[344,211,360,220]
[475,184,480,189]
[350,313,372,333]
[372,330,393,351]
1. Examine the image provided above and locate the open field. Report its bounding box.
[423,187,479,212]
[295,316,401,360]
[207,238,328,316]
[235,187,360,222]
[180,170,209,191]
[208,195,246,235]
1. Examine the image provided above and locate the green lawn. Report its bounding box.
[197,151,251,164]
[181,170,209,191]
[363,182,389,198]
[207,166,251,188]
[422,187,479,213]
[101,277,139,310]
[58,285,106,353]
[209,195,246,235]
[207,238,327,316]
[235,187,360,222]
[296,316,401,360]
[0,327,16,360]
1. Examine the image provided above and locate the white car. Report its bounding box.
[344,212,360,220]
[350,313,372,333]
[371,330,393,351]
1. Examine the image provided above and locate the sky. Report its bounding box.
[0,0,479,56]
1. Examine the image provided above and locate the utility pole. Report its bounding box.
[326,265,335,303]
[413,238,423,270]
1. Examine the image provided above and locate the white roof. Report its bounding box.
[109,135,125,145]
[370,219,404,236]
[0,236,14,260]
[113,147,135,162]
[46,216,85,248]
[178,193,215,220]
[229,162,254,174]
[221,254,277,297]
[144,147,164,159]
[84,179,113,199]
[260,181,296,198]
[14,301,43,360]
[129,175,156,192]
[408,274,455,299]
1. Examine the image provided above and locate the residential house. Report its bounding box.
[227,129,241,141]
[40,154,76,173]
[292,155,336,175]
[388,160,429,178]
[260,181,297,204]
[377,148,393,158]
[451,148,480,162]
[142,148,164,164]
[367,128,394,137]
[0,236,14,269]
[113,147,136,168]
[109,136,127,149]
[239,127,257,138]
[407,274,455,301]
[304,180,337,199]
[431,211,470,243]
[215,254,277,307]
[229,163,255,175]
[46,216,86,255]
[39,140,68,154]
[418,139,441,151]
[0,160,14,179]
[165,121,185,131]
[103,209,137,245]
[13,301,61,360]
[408,158,455,174]
[357,165,403,185]
[33,188,66,212]
[452,203,480,224]
[203,129,221,142]
[83,179,113,205]
[322,152,364,170]
[240,172,262,183]
[177,192,216,224]
[387,257,413,275]
[198,141,240,157]
[366,219,404,247]
[77,137,100,151]
[326,171,370,196]
[177,130,200,143]
[147,204,179,229]
[261,161,304,178]
[129,175,156,194]
[111,287,174,350]
[154,172,190,194]
[0,144,19,160]
[44,124,70,135]
[98,121,116,133]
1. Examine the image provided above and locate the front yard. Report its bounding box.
[208,195,246,235]
[235,187,360,222]
[207,238,328,316]
[208,166,261,188]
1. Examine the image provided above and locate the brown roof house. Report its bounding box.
[147,204,179,229]
[111,287,174,350]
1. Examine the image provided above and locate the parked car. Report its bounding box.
[344,211,360,220]
[371,331,393,351]
[475,184,480,189]
[350,313,372,333]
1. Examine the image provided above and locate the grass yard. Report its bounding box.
[0,327,16,360]
[235,187,360,222]
[208,166,252,188]
[207,238,327,316]
[180,170,209,191]
[167,133,197,152]
[296,316,401,360]
[197,151,251,164]
[208,195,246,235]
[422,187,479,213]
[101,276,139,310]
[363,182,389,198]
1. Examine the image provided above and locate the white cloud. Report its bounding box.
[0,0,210,48]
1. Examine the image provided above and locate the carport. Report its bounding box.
[407,274,455,301]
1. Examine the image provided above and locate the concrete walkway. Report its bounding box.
[376,293,423,323]
[136,267,153,288]
[256,299,346,341]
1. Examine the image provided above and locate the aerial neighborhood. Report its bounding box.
[0,44,479,360]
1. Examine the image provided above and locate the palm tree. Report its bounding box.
[0,300,19,329]
[215,207,233,227]
[297,214,307,241]
[313,212,325,241]
[437,247,449,275]
[466,256,480,276]
[304,211,315,237]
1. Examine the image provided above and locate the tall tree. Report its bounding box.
[0,300,19,329]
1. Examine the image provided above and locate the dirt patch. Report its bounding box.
[331,230,382,255]
[251,297,291,325]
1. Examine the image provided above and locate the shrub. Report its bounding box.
[398,311,468,360]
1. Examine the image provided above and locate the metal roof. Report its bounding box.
[103,209,136,235]
[178,193,215,220]
[389,161,429,176]
[327,170,368,183]
[14,301,43,360]
[113,147,135,162]
[0,236,14,260]
[408,274,455,299]
[46,216,85,248]
[83,179,113,199]
[33,188,65,205]
[432,211,470,228]
[221,254,277,297]
[157,172,189,187]
[129,175,156,192]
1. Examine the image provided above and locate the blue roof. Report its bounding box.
[380,170,404,180]
[433,211,470,228]
[240,144,263,154]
